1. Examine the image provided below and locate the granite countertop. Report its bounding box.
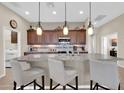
[88,53,124,62]
[15,53,124,63]
[24,51,88,54]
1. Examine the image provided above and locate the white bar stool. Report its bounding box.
[48,58,78,90]
[89,59,120,90]
[11,61,45,90]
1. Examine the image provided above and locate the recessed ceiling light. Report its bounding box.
[25,11,30,15]
[94,22,97,25]
[47,2,54,8]
[52,11,56,15]
[79,11,83,14]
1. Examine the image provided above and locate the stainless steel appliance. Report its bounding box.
[58,37,70,44]
[58,37,72,53]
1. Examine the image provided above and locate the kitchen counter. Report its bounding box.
[17,53,123,63]
[13,53,124,86]
[24,51,58,55]
[24,51,88,55]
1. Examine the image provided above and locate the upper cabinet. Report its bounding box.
[27,29,37,45]
[68,30,77,44]
[27,29,86,45]
[77,30,86,44]
[27,29,44,45]
[44,31,58,44]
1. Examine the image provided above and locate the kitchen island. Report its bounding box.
[14,53,124,89]
[24,51,88,55]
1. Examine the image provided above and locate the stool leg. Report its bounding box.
[50,79,52,90]
[20,85,24,90]
[13,81,17,90]
[96,83,99,90]
[118,83,120,90]
[63,86,66,90]
[75,76,78,90]
[34,80,36,90]
[42,76,45,90]
[90,80,93,90]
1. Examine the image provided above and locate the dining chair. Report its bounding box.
[11,61,45,90]
[89,59,120,90]
[48,58,78,90]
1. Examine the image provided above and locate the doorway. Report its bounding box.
[101,32,118,56]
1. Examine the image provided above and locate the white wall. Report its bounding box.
[95,13,124,67]
[31,22,85,30]
[0,4,29,78]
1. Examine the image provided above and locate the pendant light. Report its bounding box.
[63,2,69,35]
[88,2,94,35]
[36,2,42,35]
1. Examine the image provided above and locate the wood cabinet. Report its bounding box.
[67,29,86,44]
[43,31,58,44]
[27,29,86,45]
[27,29,36,45]
[77,30,86,44]
[27,29,44,45]
[68,30,77,44]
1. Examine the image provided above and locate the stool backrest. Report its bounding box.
[11,61,23,86]
[48,58,65,85]
[89,59,119,89]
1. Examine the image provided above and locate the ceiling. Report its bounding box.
[1,2,124,28]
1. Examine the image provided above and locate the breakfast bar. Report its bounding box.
[13,53,123,88]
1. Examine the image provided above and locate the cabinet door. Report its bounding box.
[27,30,36,45]
[58,30,63,37]
[44,31,50,44]
[36,34,44,44]
[69,31,77,44]
[27,29,45,45]
[44,31,59,44]
[51,31,58,44]
[77,30,86,44]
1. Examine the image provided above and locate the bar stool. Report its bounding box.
[11,61,45,90]
[48,58,78,90]
[89,59,120,90]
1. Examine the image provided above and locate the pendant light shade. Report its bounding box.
[37,2,42,35]
[63,2,69,35]
[88,2,94,35]
[88,27,93,35]
[37,27,42,35]
[88,21,93,35]
[63,26,69,35]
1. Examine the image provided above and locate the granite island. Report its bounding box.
[14,53,124,89]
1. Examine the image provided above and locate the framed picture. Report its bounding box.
[11,31,18,43]
[111,39,117,46]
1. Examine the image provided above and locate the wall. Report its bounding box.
[4,29,18,50]
[95,13,124,67]
[0,4,29,77]
[30,22,85,30]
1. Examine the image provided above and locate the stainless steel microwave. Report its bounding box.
[58,37,70,43]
